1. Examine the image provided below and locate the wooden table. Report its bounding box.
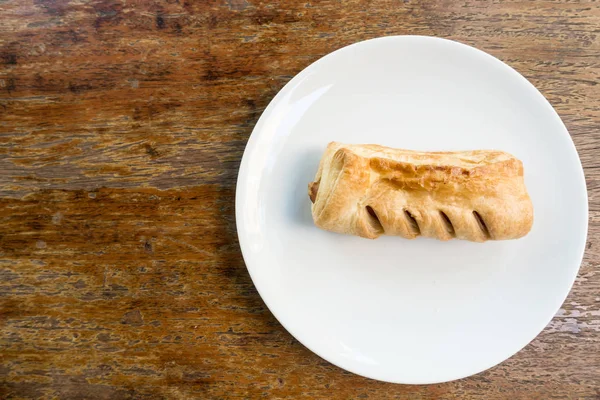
[1,1,599,398]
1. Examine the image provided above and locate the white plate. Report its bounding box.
[235,36,588,384]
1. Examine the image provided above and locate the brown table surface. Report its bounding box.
[1,1,599,398]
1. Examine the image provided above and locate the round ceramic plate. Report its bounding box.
[235,36,588,384]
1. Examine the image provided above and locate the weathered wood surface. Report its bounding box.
[1,0,599,398]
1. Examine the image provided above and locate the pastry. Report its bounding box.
[308,142,533,242]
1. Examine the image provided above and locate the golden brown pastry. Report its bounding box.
[308,142,533,242]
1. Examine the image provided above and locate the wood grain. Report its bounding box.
[1,0,599,398]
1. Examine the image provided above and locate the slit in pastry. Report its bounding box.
[404,209,420,235]
[473,211,491,239]
[439,211,455,236]
[365,205,384,232]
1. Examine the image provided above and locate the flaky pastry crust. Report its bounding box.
[308,142,533,242]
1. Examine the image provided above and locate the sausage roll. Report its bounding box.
[308,142,533,242]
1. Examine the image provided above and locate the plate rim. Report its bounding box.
[235,35,589,384]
